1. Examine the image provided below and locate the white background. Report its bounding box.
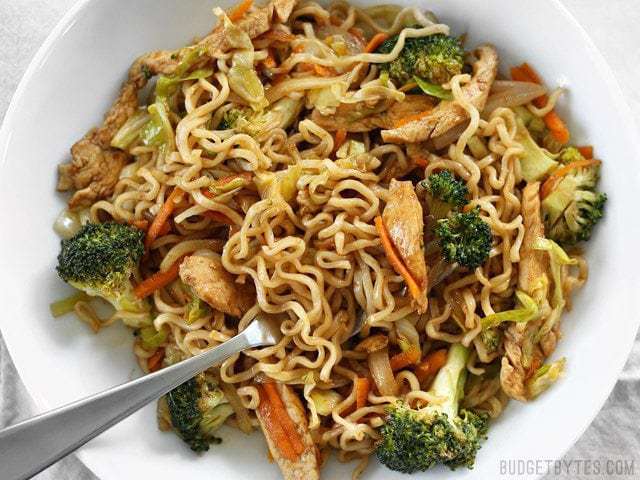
[0,1,638,479]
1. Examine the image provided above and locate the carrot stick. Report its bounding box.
[134,258,183,299]
[262,383,305,456]
[393,110,432,128]
[415,349,448,383]
[355,377,370,409]
[257,386,299,461]
[540,159,601,199]
[374,216,424,304]
[131,219,149,231]
[544,110,570,144]
[511,63,570,145]
[389,345,421,371]
[147,349,165,372]
[333,128,347,154]
[145,187,183,249]
[365,33,389,53]
[228,0,253,22]
[262,49,277,69]
[414,156,429,168]
[577,145,594,159]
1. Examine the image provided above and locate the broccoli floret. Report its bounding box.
[165,374,234,452]
[421,170,469,219]
[541,163,607,245]
[558,146,585,164]
[434,208,492,269]
[515,118,558,182]
[377,32,464,85]
[56,222,149,317]
[479,328,501,353]
[377,344,489,473]
[218,108,245,130]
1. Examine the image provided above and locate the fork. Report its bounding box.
[0,316,282,480]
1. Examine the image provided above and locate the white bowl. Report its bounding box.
[1,0,638,479]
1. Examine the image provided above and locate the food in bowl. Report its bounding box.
[50,0,607,478]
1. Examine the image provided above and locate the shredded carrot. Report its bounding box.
[134,258,183,299]
[202,210,235,225]
[374,216,423,303]
[333,128,347,154]
[389,345,421,371]
[510,63,541,84]
[145,187,183,249]
[415,349,448,383]
[147,349,165,372]
[262,49,277,69]
[413,156,429,168]
[131,219,149,231]
[365,33,389,53]
[314,64,335,77]
[329,14,342,26]
[544,110,570,144]
[257,386,299,461]
[510,63,570,145]
[355,377,370,409]
[292,44,305,53]
[228,0,253,22]
[577,145,594,159]
[393,110,432,128]
[540,159,601,199]
[262,383,305,456]
[213,171,253,189]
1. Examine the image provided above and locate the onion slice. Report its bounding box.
[368,348,398,396]
[484,81,547,116]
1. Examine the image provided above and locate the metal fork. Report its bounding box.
[0,317,282,480]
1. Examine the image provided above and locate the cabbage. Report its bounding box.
[526,357,565,398]
[481,290,539,329]
[155,68,213,100]
[532,238,577,309]
[255,164,302,203]
[141,101,175,150]
[111,109,150,149]
[309,390,343,416]
[140,325,168,350]
[308,81,349,115]
[414,75,453,100]
[235,97,303,137]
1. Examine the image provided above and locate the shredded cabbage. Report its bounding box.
[155,68,213,100]
[49,291,90,317]
[414,75,453,100]
[140,325,168,350]
[110,109,150,149]
[309,389,343,416]
[526,357,566,398]
[141,101,175,151]
[255,165,302,203]
[481,290,539,329]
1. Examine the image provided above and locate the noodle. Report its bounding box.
[52,1,604,478]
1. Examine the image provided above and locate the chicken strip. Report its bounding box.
[381,45,498,145]
[382,179,428,312]
[256,383,320,480]
[311,95,436,133]
[501,182,549,401]
[179,255,255,317]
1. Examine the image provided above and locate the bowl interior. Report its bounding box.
[0,0,638,479]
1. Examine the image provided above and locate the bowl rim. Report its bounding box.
[1,0,639,479]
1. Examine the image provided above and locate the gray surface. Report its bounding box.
[0,1,638,479]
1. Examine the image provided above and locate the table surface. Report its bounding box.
[1,1,639,479]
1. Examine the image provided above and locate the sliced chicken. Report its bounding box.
[501,182,549,402]
[382,179,428,312]
[179,255,255,317]
[311,95,436,133]
[256,383,320,480]
[381,45,499,145]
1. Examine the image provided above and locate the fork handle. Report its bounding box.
[0,320,272,480]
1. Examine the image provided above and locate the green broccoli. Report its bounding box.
[541,162,607,245]
[376,344,489,473]
[377,32,464,85]
[479,328,501,353]
[421,170,469,219]
[218,108,245,130]
[165,373,234,452]
[56,222,149,318]
[557,146,585,164]
[434,208,492,269]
